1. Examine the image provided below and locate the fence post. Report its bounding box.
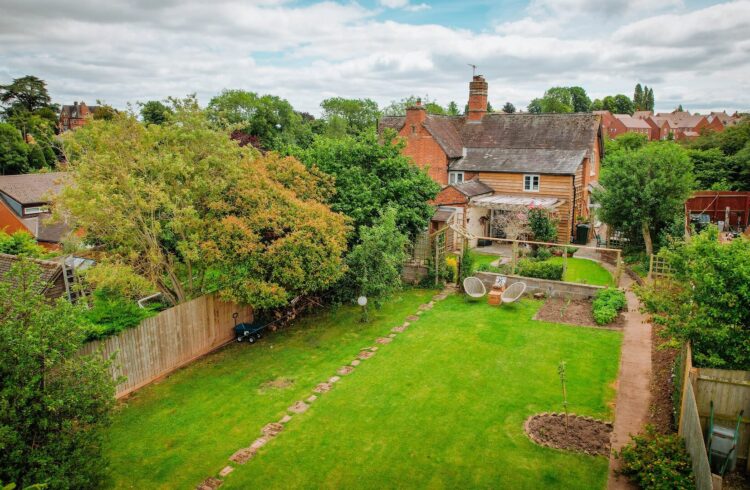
[615,249,623,288]
[648,254,654,282]
[434,233,439,287]
[511,241,518,275]
[562,247,568,278]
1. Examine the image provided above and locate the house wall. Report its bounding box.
[0,199,30,236]
[433,186,468,206]
[476,172,574,243]
[399,122,450,185]
[465,205,489,248]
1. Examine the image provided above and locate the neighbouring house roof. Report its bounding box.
[0,172,67,204]
[378,112,600,174]
[470,194,562,210]
[450,148,587,175]
[452,178,494,197]
[21,215,70,243]
[0,252,65,298]
[632,111,653,119]
[60,103,99,119]
[614,114,651,129]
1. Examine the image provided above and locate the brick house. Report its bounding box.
[593,110,628,139]
[379,76,604,244]
[58,101,99,132]
[652,111,712,140]
[0,172,70,249]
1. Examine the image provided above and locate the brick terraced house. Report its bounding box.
[58,101,99,132]
[379,76,604,244]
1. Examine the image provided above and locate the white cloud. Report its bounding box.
[0,0,747,115]
[378,0,430,12]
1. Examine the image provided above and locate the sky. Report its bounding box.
[1,0,749,115]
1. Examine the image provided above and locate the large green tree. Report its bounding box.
[319,97,380,136]
[0,123,29,175]
[59,98,348,308]
[345,207,408,310]
[382,95,445,116]
[686,119,750,190]
[501,102,516,114]
[139,100,173,125]
[207,89,313,150]
[0,259,116,489]
[292,131,440,241]
[595,142,694,255]
[527,86,590,113]
[0,76,52,114]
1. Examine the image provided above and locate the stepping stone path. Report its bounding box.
[358,350,375,360]
[229,447,255,464]
[313,382,332,393]
[288,401,309,413]
[197,477,224,489]
[205,285,460,487]
[262,423,283,438]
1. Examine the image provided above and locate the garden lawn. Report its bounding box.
[104,288,436,490]
[474,251,502,269]
[548,257,614,286]
[107,288,622,489]
[221,296,621,489]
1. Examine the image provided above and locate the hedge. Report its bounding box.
[516,259,564,281]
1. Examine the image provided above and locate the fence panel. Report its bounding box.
[79,294,252,398]
[680,379,715,490]
[695,368,750,469]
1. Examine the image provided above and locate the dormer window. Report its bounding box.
[523,174,540,192]
[449,172,464,185]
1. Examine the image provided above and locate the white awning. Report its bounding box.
[470,194,563,210]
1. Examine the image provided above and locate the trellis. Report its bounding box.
[648,254,672,281]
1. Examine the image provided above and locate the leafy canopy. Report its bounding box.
[595,142,693,255]
[0,259,116,489]
[139,100,173,125]
[320,97,380,136]
[345,207,408,308]
[59,98,348,309]
[291,130,440,241]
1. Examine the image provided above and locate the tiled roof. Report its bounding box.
[614,114,651,129]
[450,148,586,175]
[423,116,464,158]
[458,113,599,152]
[0,252,63,294]
[632,111,653,119]
[453,178,493,197]
[21,215,70,243]
[0,172,67,204]
[60,103,99,119]
[378,112,599,174]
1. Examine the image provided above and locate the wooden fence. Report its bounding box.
[677,343,715,490]
[695,368,750,471]
[79,294,252,398]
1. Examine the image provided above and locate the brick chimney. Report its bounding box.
[467,75,488,121]
[405,98,426,131]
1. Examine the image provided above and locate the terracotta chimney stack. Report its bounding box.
[405,97,427,129]
[467,75,488,121]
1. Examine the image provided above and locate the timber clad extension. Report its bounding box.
[379,76,603,243]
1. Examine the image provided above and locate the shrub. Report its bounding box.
[0,230,46,258]
[83,289,161,341]
[618,425,693,490]
[445,256,458,283]
[476,263,507,274]
[551,246,579,256]
[592,288,627,325]
[516,259,563,281]
[528,207,558,242]
[458,248,475,284]
[533,246,552,261]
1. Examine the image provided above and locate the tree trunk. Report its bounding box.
[641,221,654,257]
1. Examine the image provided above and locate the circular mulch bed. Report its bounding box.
[524,413,613,456]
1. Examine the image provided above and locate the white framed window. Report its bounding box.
[24,206,47,216]
[523,174,540,192]
[449,172,464,185]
